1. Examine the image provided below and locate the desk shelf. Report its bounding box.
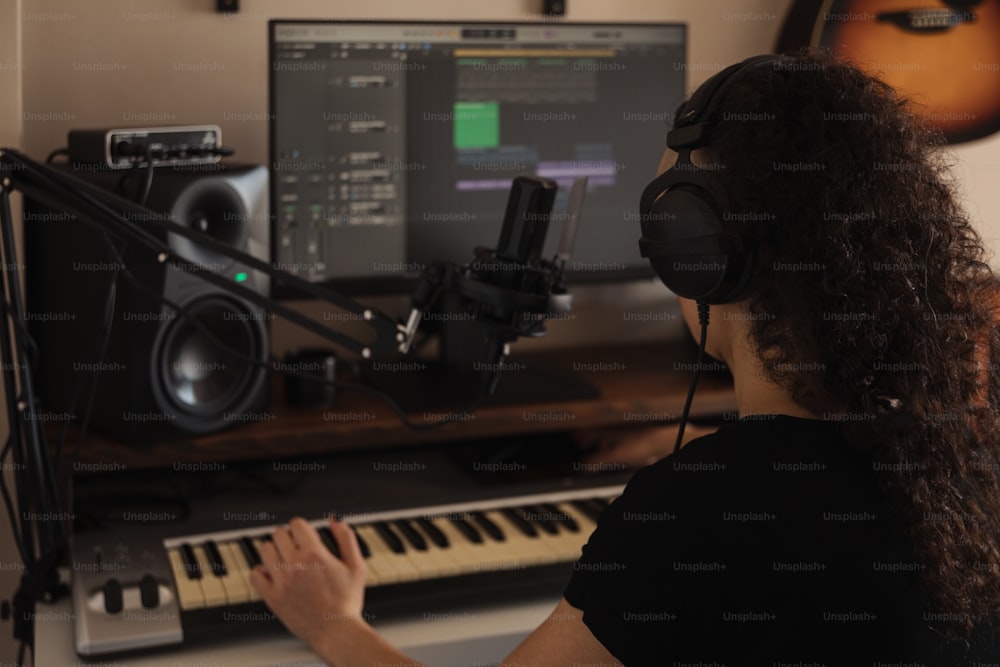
[54,341,736,473]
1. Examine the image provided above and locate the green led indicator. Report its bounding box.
[234,272,248,283]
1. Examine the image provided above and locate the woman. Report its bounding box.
[249,52,1000,665]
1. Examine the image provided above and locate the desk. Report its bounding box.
[37,340,734,664]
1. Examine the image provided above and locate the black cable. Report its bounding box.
[70,247,120,459]
[137,146,155,206]
[113,170,132,198]
[207,146,235,158]
[0,300,39,370]
[112,150,156,206]
[53,233,121,481]
[673,300,710,454]
[17,150,170,266]
[0,437,28,564]
[44,148,67,165]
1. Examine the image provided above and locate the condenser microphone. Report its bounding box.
[462,175,582,342]
[495,175,558,264]
[400,175,585,366]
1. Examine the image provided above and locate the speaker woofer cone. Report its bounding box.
[155,296,265,428]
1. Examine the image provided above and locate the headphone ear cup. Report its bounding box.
[643,185,728,301]
[641,184,753,304]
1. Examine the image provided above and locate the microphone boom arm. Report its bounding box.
[0,148,405,359]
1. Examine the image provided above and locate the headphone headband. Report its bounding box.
[669,54,792,149]
[638,54,793,304]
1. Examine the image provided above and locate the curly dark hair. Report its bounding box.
[703,52,1000,640]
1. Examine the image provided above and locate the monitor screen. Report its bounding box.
[269,20,687,297]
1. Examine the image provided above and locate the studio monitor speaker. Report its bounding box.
[25,162,270,443]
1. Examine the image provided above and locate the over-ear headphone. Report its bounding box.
[638,54,791,304]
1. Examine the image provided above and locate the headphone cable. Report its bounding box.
[673,300,710,454]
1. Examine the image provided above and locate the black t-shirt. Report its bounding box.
[564,415,1000,666]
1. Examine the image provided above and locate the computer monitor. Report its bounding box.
[269,19,687,297]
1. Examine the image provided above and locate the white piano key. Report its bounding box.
[419,516,481,574]
[523,505,591,562]
[395,520,462,578]
[167,548,204,610]
[191,546,228,607]
[355,525,405,584]
[215,542,253,603]
[555,501,598,535]
[432,515,528,575]
[482,510,562,565]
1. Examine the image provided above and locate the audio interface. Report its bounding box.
[67,125,226,169]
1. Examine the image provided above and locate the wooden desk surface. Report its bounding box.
[55,341,736,473]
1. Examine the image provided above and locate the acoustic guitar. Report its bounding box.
[776,0,1000,144]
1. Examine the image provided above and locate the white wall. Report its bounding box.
[952,137,1000,264]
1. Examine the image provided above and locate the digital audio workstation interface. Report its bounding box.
[270,21,686,294]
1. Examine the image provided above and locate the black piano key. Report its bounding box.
[449,516,484,544]
[180,543,201,580]
[543,502,579,532]
[522,505,559,535]
[318,527,342,559]
[239,537,262,568]
[501,508,538,537]
[587,498,614,517]
[571,499,603,522]
[374,522,406,554]
[204,541,227,577]
[415,518,449,548]
[471,512,505,542]
[353,528,371,558]
[393,520,428,551]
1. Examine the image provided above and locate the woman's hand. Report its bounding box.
[573,422,718,470]
[249,516,367,653]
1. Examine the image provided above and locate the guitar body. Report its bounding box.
[778,0,1000,143]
